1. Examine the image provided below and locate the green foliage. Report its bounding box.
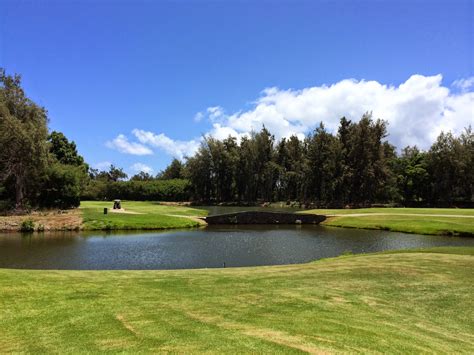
[82,179,191,201]
[157,158,183,179]
[183,115,472,207]
[130,171,154,181]
[0,69,49,209]
[0,69,89,211]
[20,219,35,232]
[427,128,473,204]
[48,131,86,167]
[39,163,87,208]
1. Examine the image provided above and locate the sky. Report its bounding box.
[0,0,473,176]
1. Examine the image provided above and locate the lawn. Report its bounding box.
[303,207,474,216]
[0,248,473,353]
[302,208,474,236]
[80,201,208,230]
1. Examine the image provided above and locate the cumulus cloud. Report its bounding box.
[195,74,473,150]
[130,162,153,174]
[106,74,474,158]
[106,134,153,155]
[132,129,200,160]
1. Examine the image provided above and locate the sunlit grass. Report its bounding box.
[302,208,474,236]
[80,201,208,230]
[0,248,473,353]
[304,207,474,216]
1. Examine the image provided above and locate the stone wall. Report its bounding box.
[203,211,326,225]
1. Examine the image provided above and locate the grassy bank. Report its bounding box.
[302,208,474,236]
[0,248,473,353]
[80,201,208,230]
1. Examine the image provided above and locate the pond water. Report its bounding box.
[0,226,472,270]
[194,205,303,216]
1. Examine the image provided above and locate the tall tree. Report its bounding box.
[158,159,183,180]
[394,146,429,204]
[0,69,49,209]
[107,165,128,182]
[306,123,338,205]
[48,131,86,167]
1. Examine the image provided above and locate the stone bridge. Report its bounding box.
[202,211,326,225]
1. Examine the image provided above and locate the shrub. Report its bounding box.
[39,163,87,208]
[20,219,35,232]
[82,179,191,201]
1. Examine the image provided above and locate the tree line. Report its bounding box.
[1,69,472,210]
[183,118,472,207]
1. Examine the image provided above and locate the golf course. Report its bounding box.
[0,247,473,353]
[2,201,473,236]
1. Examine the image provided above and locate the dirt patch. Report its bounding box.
[109,209,143,215]
[0,209,82,232]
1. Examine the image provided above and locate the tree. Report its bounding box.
[131,171,154,181]
[427,128,474,205]
[39,163,87,208]
[184,143,213,201]
[394,146,429,204]
[305,123,338,205]
[107,165,128,182]
[0,69,49,209]
[158,159,183,180]
[48,131,86,167]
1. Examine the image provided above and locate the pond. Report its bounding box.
[0,225,472,270]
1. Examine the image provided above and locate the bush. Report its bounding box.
[82,179,191,201]
[20,219,35,232]
[39,163,87,208]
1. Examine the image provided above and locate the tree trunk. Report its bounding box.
[15,174,25,210]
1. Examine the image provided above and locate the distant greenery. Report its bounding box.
[0,248,472,352]
[303,208,474,236]
[80,200,206,230]
[82,177,191,201]
[183,119,473,207]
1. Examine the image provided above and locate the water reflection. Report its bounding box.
[0,226,472,270]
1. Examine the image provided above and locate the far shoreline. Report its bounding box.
[0,201,473,236]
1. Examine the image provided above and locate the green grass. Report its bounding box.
[304,207,474,216]
[0,248,473,353]
[80,201,208,230]
[302,208,474,236]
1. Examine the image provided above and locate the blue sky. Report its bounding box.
[1,0,473,175]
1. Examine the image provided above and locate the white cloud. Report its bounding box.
[194,112,204,122]
[452,77,474,92]
[207,106,224,122]
[132,129,200,160]
[195,74,473,150]
[106,134,153,155]
[93,161,112,171]
[130,163,154,174]
[106,74,474,158]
